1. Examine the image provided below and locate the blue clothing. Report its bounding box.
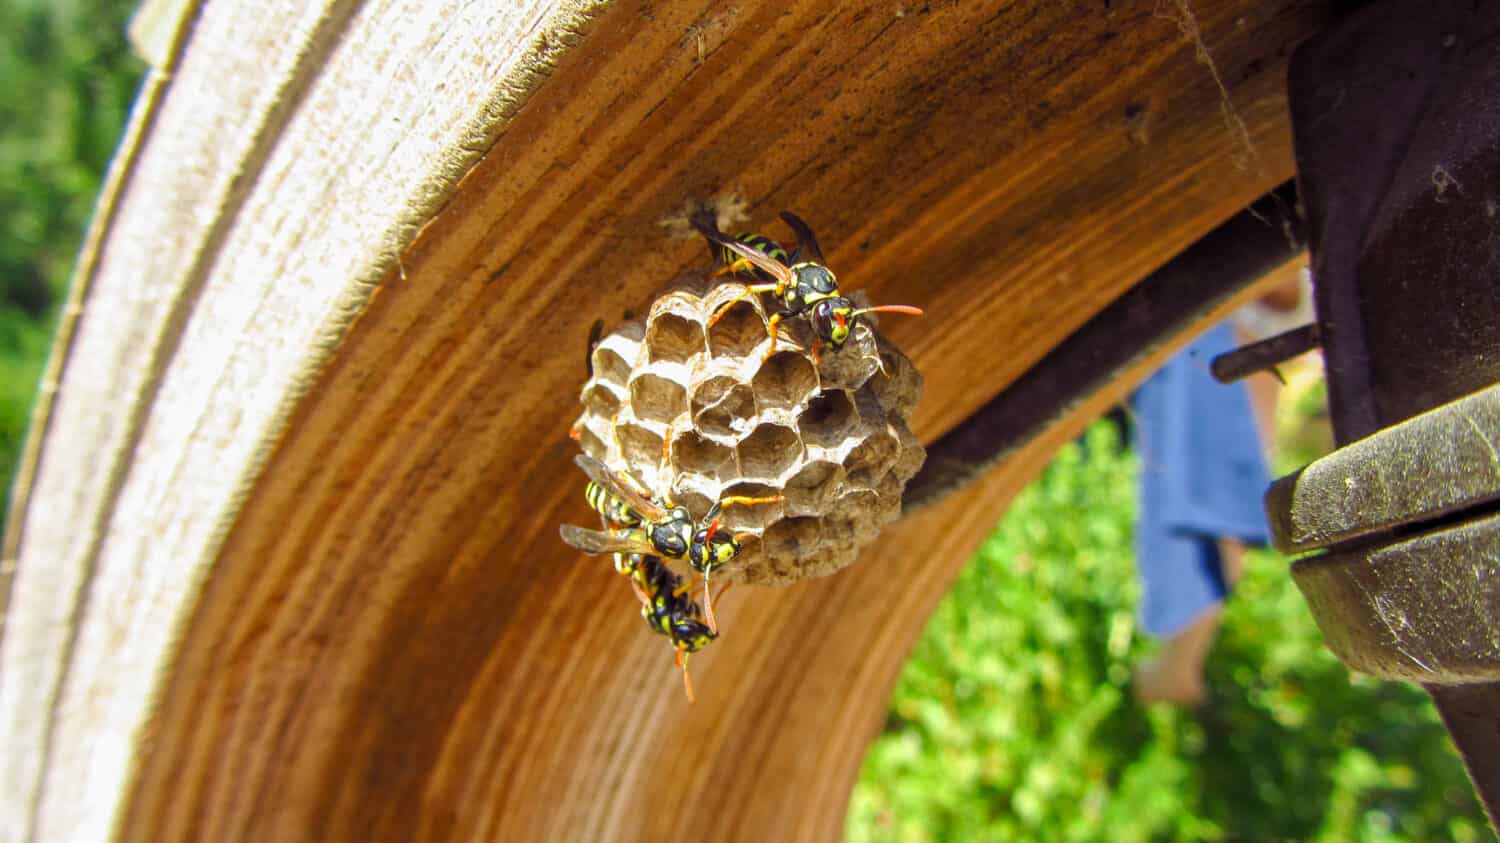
[1132,322,1272,637]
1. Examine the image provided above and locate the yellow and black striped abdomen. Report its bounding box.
[717,233,789,279]
[586,481,640,527]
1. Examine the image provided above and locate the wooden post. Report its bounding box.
[0,1,1325,840]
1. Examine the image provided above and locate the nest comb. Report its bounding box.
[571,272,924,586]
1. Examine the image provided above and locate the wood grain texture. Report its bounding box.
[0,0,1327,840]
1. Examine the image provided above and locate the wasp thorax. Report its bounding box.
[572,272,924,586]
[791,263,838,296]
[650,517,692,557]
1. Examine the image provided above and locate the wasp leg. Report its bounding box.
[672,576,702,599]
[718,494,784,509]
[608,412,628,464]
[811,337,822,368]
[613,468,654,501]
[657,421,677,508]
[711,256,758,278]
[707,289,750,327]
[708,283,780,328]
[762,313,785,360]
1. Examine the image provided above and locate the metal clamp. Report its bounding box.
[1266,383,1500,684]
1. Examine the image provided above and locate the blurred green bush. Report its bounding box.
[849,422,1488,842]
[0,0,142,515]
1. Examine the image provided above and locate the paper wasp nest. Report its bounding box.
[571,272,924,586]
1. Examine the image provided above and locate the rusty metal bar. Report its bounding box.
[1210,323,1318,385]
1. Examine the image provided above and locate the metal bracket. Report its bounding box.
[1291,508,1500,683]
[1268,383,1500,554]
[1277,0,1500,824]
[1210,323,1318,385]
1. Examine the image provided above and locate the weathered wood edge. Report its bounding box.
[0,7,198,835]
[0,3,611,840]
[0,5,192,621]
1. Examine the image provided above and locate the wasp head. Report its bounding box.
[811,297,924,352]
[689,525,741,573]
[811,297,858,350]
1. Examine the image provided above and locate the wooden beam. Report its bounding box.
[1,0,1329,840]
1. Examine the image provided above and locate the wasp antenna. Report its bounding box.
[703,568,717,634]
[852,304,924,318]
[676,646,697,704]
[705,579,733,635]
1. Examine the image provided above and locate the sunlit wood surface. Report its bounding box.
[0,0,1325,840]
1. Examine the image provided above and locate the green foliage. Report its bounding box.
[0,0,142,310]
[0,0,143,515]
[0,306,51,488]
[849,422,1487,842]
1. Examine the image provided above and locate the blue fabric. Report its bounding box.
[1132,322,1272,637]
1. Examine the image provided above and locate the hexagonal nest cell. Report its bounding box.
[570,271,924,585]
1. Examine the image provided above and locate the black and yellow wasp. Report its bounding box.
[627,553,721,702]
[560,454,779,627]
[691,210,924,361]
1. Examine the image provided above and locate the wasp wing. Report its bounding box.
[560,524,657,556]
[573,454,669,521]
[691,212,793,285]
[778,211,825,264]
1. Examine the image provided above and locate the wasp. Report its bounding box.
[560,454,779,628]
[692,210,924,361]
[628,553,723,702]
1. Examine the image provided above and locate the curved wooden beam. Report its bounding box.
[1,0,1325,839]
